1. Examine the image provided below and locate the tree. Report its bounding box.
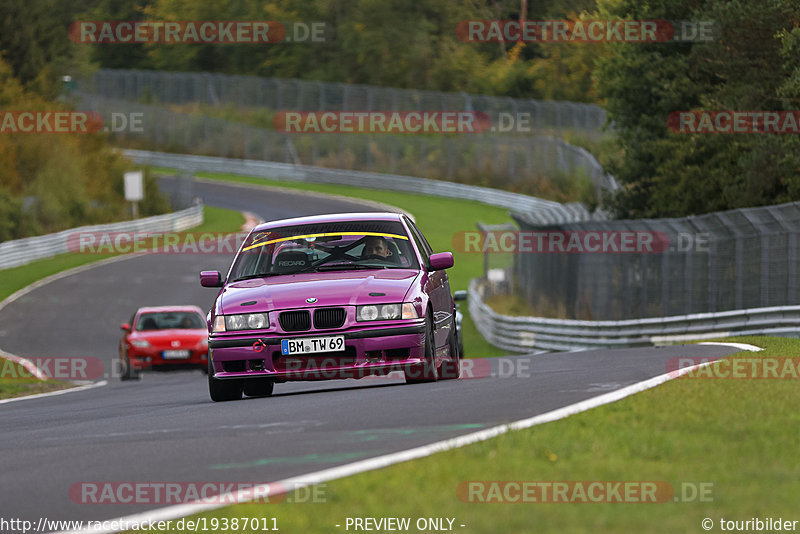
[596,0,800,218]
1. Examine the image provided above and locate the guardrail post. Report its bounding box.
[708,237,717,312]
[735,236,743,309]
[790,233,798,304]
[760,234,770,307]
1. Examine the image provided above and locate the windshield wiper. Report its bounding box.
[314,264,388,271]
[233,273,284,281]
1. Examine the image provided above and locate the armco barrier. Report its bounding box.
[123,149,603,226]
[468,278,800,352]
[0,204,203,270]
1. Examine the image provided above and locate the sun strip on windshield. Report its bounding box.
[242,232,409,252]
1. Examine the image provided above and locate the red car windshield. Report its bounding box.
[136,312,205,331]
[230,220,419,280]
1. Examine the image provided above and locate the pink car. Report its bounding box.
[200,212,461,401]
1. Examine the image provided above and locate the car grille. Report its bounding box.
[222,360,246,372]
[385,348,411,360]
[313,308,346,329]
[279,310,311,332]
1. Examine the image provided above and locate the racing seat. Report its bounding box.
[140,317,158,330]
[385,240,403,265]
[273,250,311,274]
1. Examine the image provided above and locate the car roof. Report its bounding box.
[136,305,204,315]
[251,212,405,233]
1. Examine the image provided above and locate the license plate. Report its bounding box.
[162,350,190,359]
[281,336,345,355]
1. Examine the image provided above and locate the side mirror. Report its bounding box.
[428,252,454,271]
[120,323,131,331]
[200,270,223,287]
[453,290,467,302]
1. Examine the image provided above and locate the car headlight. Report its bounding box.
[357,303,417,321]
[221,313,269,331]
[130,339,151,348]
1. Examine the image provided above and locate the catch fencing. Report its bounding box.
[80,69,607,135]
[74,90,616,200]
[509,201,800,321]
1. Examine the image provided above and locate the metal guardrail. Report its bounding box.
[76,91,617,201]
[124,149,602,226]
[468,279,800,352]
[0,204,203,270]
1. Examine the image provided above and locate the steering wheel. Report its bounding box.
[360,254,392,262]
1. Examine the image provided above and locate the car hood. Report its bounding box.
[219,269,420,313]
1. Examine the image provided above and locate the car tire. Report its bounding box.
[405,311,439,384]
[440,318,461,380]
[120,354,140,381]
[208,359,243,402]
[243,377,274,397]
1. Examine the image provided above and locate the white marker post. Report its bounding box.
[124,170,144,219]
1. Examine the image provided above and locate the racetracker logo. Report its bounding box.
[668,111,800,134]
[457,481,713,503]
[452,230,673,254]
[0,357,104,381]
[456,20,715,43]
[268,357,524,381]
[667,357,800,379]
[0,112,103,134]
[273,111,491,134]
[66,231,248,254]
[70,481,327,504]
[69,21,327,44]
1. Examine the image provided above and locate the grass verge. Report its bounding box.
[154,168,517,358]
[0,206,244,400]
[157,335,798,533]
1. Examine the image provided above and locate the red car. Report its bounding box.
[119,305,209,380]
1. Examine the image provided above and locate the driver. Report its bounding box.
[361,235,392,259]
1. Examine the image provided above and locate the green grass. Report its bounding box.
[0,358,72,399]
[155,335,798,533]
[153,167,517,358]
[0,206,244,399]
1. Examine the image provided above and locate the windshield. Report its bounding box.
[229,220,419,280]
[135,312,205,331]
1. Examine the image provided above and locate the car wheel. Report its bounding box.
[243,377,274,397]
[120,353,140,381]
[405,311,439,384]
[208,359,243,402]
[440,318,461,380]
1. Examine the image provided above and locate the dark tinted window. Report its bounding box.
[136,312,205,331]
[230,220,419,280]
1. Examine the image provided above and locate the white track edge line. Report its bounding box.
[698,341,764,352]
[0,381,107,405]
[0,255,145,383]
[56,345,760,534]
[0,204,250,395]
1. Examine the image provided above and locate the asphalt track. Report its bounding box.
[0,177,747,525]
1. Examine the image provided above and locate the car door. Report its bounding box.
[405,217,452,352]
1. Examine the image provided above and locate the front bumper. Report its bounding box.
[209,322,426,381]
[129,348,208,370]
